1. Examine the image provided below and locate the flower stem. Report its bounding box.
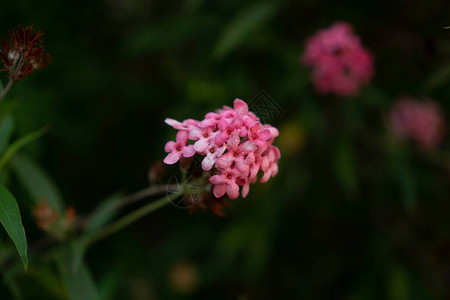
[85,191,183,245]
[0,79,14,103]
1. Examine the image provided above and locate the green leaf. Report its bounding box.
[0,114,14,153]
[0,185,28,270]
[10,154,64,213]
[0,126,48,173]
[69,240,87,274]
[212,2,277,60]
[58,247,100,300]
[85,193,123,234]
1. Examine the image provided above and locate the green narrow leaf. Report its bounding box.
[0,114,14,153]
[58,247,100,300]
[212,2,277,60]
[69,240,87,274]
[0,185,28,270]
[0,126,48,173]
[10,154,64,213]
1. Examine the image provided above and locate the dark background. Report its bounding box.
[2,0,450,299]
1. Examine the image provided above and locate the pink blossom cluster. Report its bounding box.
[301,22,374,97]
[163,99,280,200]
[389,97,445,149]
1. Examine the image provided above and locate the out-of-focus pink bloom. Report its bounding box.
[301,22,374,97]
[389,97,445,150]
[163,99,280,200]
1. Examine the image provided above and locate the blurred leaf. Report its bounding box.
[10,153,64,213]
[0,114,14,153]
[387,265,409,300]
[98,270,122,300]
[333,141,358,195]
[59,247,100,300]
[70,240,87,274]
[85,193,123,234]
[0,79,3,91]
[0,126,48,173]
[0,184,28,270]
[212,2,277,60]
[3,277,23,300]
[27,265,67,299]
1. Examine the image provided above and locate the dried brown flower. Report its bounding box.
[33,199,59,231]
[0,25,50,81]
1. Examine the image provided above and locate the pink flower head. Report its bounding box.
[301,22,374,97]
[163,98,280,200]
[389,97,445,150]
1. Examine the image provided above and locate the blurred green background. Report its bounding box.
[2,0,450,299]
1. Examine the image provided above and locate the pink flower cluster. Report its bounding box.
[164,99,280,200]
[389,97,445,149]
[301,22,374,97]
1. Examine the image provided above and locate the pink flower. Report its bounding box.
[389,97,445,150]
[209,168,244,200]
[163,98,281,201]
[301,22,374,97]
[163,131,195,164]
[216,133,257,174]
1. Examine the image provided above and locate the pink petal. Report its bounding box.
[165,118,185,130]
[234,157,249,175]
[163,151,181,165]
[194,138,210,152]
[213,184,227,198]
[226,182,240,200]
[201,154,216,170]
[245,152,255,165]
[254,139,266,147]
[164,141,176,152]
[260,170,271,183]
[227,133,240,151]
[233,99,248,113]
[217,119,229,132]
[198,118,217,128]
[176,130,188,144]
[242,182,250,198]
[188,127,202,140]
[239,140,257,155]
[210,175,226,185]
[182,145,195,157]
[216,153,233,170]
[258,129,271,141]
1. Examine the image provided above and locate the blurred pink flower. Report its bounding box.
[164,99,280,200]
[301,22,374,97]
[389,97,445,150]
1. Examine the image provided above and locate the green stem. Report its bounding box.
[85,191,183,245]
[0,79,14,103]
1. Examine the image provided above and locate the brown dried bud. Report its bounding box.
[0,25,50,81]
